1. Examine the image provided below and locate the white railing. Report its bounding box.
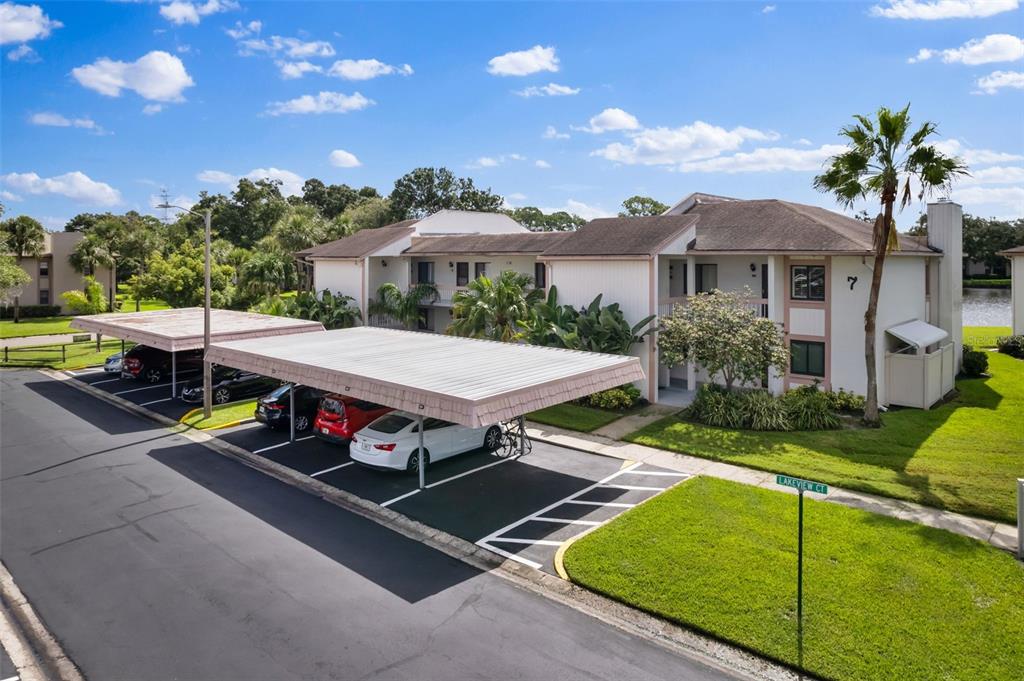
[658,296,770,318]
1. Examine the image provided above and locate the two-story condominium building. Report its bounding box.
[9,231,112,314]
[299,195,963,409]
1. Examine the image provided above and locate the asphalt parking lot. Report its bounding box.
[64,367,687,574]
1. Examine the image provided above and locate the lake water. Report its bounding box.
[962,288,1011,327]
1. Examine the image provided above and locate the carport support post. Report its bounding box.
[418,415,425,490]
[171,352,177,399]
[289,386,295,443]
[518,415,525,456]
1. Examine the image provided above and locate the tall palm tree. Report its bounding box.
[447,270,544,341]
[1,215,45,323]
[814,104,967,426]
[368,282,439,329]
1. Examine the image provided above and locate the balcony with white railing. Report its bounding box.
[658,295,770,319]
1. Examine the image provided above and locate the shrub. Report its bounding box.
[690,384,746,429]
[783,389,841,431]
[820,387,866,414]
[961,345,990,377]
[742,390,792,431]
[0,304,62,319]
[997,334,1024,359]
[61,276,108,315]
[583,384,642,411]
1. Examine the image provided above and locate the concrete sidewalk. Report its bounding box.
[525,421,1019,554]
[2,332,94,349]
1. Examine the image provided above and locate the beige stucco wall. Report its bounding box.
[9,232,111,314]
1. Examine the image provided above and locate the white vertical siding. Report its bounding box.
[1012,255,1024,335]
[314,260,363,303]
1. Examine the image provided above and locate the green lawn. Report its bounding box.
[963,278,1010,288]
[181,399,257,430]
[0,339,126,370]
[964,325,1012,348]
[115,293,171,312]
[528,402,624,432]
[0,316,75,339]
[564,477,1024,681]
[626,352,1024,523]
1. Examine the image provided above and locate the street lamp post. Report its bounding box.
[157,203,214,419]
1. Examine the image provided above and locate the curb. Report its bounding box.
[0,561,85,681]
[44,368,798,681]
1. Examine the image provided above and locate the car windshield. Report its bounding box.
[266,384,292,400]
[368,413,413,434]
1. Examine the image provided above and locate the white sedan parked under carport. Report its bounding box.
[351,411,503,473]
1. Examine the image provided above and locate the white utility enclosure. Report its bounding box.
[884,319,956,410]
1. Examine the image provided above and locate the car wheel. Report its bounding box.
[213,388,231,404]
[406,449,430,474]
[294,415,310,432]
[484,426,503,451]
[144,367,162,383]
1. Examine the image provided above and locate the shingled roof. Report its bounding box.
[404,231,570,255]
[684,199,937,254]
[998,244,1024,255]
[540,215,699,257]
[297,220,418,259]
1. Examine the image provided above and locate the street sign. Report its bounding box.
[776,475,828,495]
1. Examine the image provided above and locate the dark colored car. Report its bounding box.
[180,366,281,404]
[121,345,203,383]
[254,384,325,432]
[313,395,393,445]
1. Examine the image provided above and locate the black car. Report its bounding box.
[254,384,325,432]
[180,366,281,404]
[121,345,203,383]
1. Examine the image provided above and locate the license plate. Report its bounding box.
[258,406,265,414]
[321,427,329,435]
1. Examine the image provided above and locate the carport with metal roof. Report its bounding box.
[205,326,645,489]
[71,308,324,398]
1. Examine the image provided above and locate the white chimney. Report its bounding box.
[926,200,963,370]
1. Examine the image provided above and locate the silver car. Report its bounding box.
[103,351,123,373]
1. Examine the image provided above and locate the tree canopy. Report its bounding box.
[389,167,504,219]
[619,195,668,217]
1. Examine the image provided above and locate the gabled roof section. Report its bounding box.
[540,215,699,258]
[684,199,937,254]
[297,220,418,260]
[662,191,740,216]
[404,231,570,256]
[998,244,1024,256]
[415,209,528,235]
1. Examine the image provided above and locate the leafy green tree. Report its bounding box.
[518,286,579,347]
[570,294,656,355]
[61,276,108,315]
[288,289,361,329]
[238,250,292,302]
[389,167,503,219]
[814,104,966,425]
[507,206,585,232]
[137,240,235,308]
[447,270,544,341]
[368,282,439,329]
[301,179,378,220]
[64,212,111,232]
[962,215,1024,275]
[269,203,330,253]
[0,234,31,307]
[337,197,395,233]
[1,215,45,322]
[619,195,668,217]
[659,288,787,391]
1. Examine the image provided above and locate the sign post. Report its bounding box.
[776,474,828,659]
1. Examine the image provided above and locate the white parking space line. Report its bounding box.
[296,435,315,442]
[532,517,601,526]
[114,384,171,396]
[310,462,354,477]
[381,489,420,508]
[139,398,173,406]
[89,377,122,385]
[622,470,689,477]
[601,483,664,492]
[477,541,543,570]
[380,454,518,507]
[486,538,563,547]
[563,500,636,508]
[252,440,292,454]
[70,368,104,376]
[2,674,21,681]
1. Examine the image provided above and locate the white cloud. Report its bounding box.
[575,107,641,134]
[266,91,373,116]
[1,190,22,201]
[197,169,236,185]
[870,0,1018,20]
[515,82,580,97]
[327,58,413,80]
[974,69,1024,94]
[535,160,551,169]
[277,60,322,79]
[677,144,848,173]
[72,51,195,102]
[467,154,527,169]
[960,165,1024,184]
[542,125,570,140]
[762,4,777,13]
[541,199,611,221]
[7,44,37,61]
[796,138,813,146]
[0,2,62,44]
[951,185,1024,217]
[328,149,361,168]
[238,35,334,59]
[225,20,261,40]
[1,170,121,205]
[592,120,779,166]
[909,34,1024,64]
[142,104,164,115]
[487,45,559,76]
[507,192,527,201]
[29,111,106,134]
[931,139,1024,165]
[159,0,238,26]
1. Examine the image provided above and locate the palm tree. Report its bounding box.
[1,215,45,323]
[239,250,291,302]
[814,104,966,426]
[447,270,544,341]
[368,282,439,329]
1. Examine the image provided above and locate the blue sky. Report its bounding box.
[2,0,1022,230]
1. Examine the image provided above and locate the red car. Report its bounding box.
[313,395,393,445]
